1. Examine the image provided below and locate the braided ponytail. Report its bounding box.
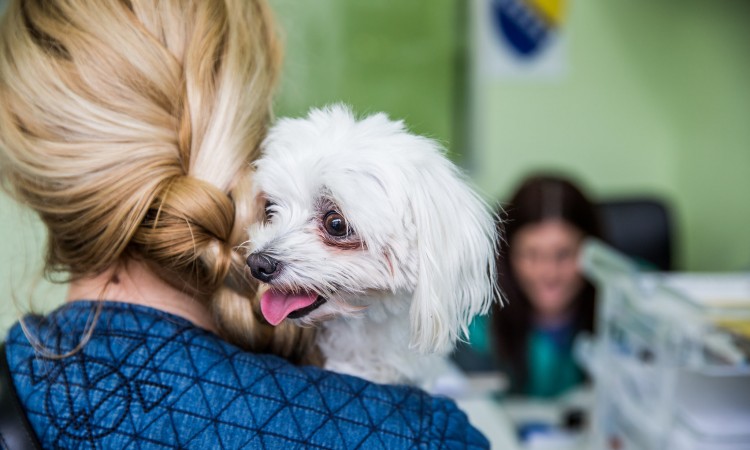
[0,0,316,362]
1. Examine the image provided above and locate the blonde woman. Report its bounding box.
[0,0,487,448]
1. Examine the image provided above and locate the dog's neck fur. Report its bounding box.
[316,291,444,386]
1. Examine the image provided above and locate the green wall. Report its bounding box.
[270,0,461,146]
[471,0,750,271]
[665,1,750,272]
[0,193,66,332]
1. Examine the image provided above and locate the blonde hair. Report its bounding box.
[0,0,316,362]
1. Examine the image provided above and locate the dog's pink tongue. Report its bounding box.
[260,290,318,326]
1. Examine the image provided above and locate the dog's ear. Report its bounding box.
[406,143,500,354]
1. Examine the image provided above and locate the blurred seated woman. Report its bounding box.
[491,174,601,398]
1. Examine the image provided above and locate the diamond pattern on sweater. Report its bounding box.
[5,301,488,449]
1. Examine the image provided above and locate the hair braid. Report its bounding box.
[0,0,318,363]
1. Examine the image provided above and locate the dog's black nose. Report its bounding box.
[246,253,280,282]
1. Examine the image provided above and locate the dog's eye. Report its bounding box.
[323,211,349,237]
[264,200,275,222]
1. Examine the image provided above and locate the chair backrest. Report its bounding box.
[597,198,673,271]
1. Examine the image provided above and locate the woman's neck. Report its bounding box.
[66,260,218,333]
[533,309,575,330]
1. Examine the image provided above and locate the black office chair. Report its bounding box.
[597,198,673,271]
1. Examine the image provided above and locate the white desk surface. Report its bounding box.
[453,375,593,449]
[457,396,521,449]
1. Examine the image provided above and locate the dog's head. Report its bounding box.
[246,105,499,353]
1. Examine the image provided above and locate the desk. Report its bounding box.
[453,375,593,449]
[457,396,521,449]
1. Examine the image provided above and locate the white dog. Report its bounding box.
[246,105,499,386]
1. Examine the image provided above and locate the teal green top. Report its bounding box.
[525,326,581,398]
[463,315,582,398]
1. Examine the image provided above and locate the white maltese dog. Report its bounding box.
[246,105,499,386]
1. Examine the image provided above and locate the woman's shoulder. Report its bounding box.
[5,301,488,449]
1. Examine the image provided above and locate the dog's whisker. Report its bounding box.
[234,240,253,252]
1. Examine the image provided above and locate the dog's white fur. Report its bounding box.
[247,105,499,385]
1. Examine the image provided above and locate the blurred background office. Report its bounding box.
[1,0,749,447]
[1,0,749,382]
[273,0,750,271]
[273,0,750,274]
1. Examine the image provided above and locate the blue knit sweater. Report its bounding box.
[5,301,487,449]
